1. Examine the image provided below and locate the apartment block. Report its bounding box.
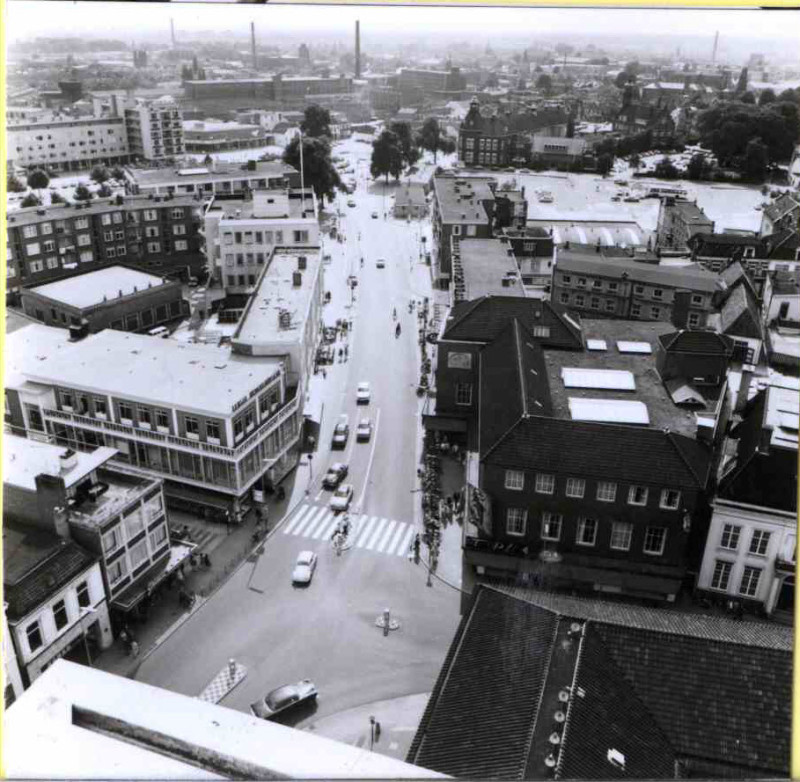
[123,96,185,161]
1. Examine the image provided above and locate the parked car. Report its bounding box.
[376,258,386,268]
[330,483,354,512]
[347,199,356,207]
[292,550,317,585]
[323,462,349,489]
[371,211,378,219]
[250,680,318,720]
[331,415,350,449]
[356,382,371,404]
[356,418,372,442]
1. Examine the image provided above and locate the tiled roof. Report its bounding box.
[720,260,747,287]
[555,630,677,780]
[762,192,800,224]
[3,523,96,622]
[482,416,711,489]
[407,588,559,778]
[443,296,583,348]
[658,329,734,355]
[719,284,762,339]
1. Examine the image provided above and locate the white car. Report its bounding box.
[356,382,371,404]
[329,484,354,512]
[356,418,372,442]
[292,551,317,585]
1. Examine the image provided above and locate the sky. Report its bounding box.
[6,2,800,47]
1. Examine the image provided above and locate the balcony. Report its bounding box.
[66,468,159,529]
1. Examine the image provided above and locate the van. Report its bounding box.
[148,326,170,338]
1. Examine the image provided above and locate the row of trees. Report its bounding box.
[370,119,455,182]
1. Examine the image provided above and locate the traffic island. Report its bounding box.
[374,608,400,635]
[198,658,248,704]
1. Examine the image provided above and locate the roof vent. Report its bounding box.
[554,710,566,723]
[558,689,570,703]
[548,732,561,746]
[607,749,625,770]
[544,754,557,769]
[59,449,78,472]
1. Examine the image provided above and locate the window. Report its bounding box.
[593,481,616,502]
[236,254,244,266]
[27,242,41,257]
[293,230,309,243]
[592,279,603,289]
[688,313,700,327]
[691,294,703,305]
[608,282,618,292]
[119,402,133,422]
[53,599,69,631]
[175,240,188,251]
[560,292,569,304]
[207,421,220,441]
[156,409,170,430]
[129,540,148,570]
[651,306,661,319]
[171,208,184,219]
[26,621,43,652]
[610,521,633,551]
[576,517,597,546]
[149,524,168,550]
[643,527,666,555]
[634,285,644,294]
[739,566,762,597]
[659,489,681,510]
[535,473,555,494]
[720,524,740,550]
[145,226,159,238]
[532,326,550,338]
[541,512,562,541]
[43,239,56,253]
[101,213,112,226]
[138,407,152,427]
[631,303,642,317]
[452,225,462,236]
[506,508,527,537]
[103,527,122,554]
[23,225,38,239]
[107,248,116,259]
[455,383,472,406]
[107,558,127,586]
[77,233,92,247]
[653,288,663,300]
[185,416,200,438]
[711,560,733,591]
[74,217,89,230]
[173,224,186,236]
[749,529,771,557]
[144,209,158,221]
[628,485,648,506]
[147,242,161,253]
[447,351,472,369]
[574,294,585,307]
[605,300,616,312]
[505,470,524,490]
[565,478,585,498]
[576,277,587,288]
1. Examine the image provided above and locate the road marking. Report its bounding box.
[363,518,390,550]
[314,489,324,503]
[375,520,397,553]
[385,523,407,556]
[354,516,377,547]
[283,505,313,535]
[305,509,333,538]
[313,513,339,540]
[356,407,381,510]
[292,506,327,536]
[396,526,416,557]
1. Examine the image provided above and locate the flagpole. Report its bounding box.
[299,129,306,214]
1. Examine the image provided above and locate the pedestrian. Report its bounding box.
[225,510,231,534]
[202,553,212,569]
[322,368,327,379]
[130,640,140,657]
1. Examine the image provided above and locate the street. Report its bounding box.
[135,143,461,744]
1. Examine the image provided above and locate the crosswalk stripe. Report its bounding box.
[365,519,389,550]
[320,513,342,541]
[396,526,416,557]
[293,506,326,536]
[385,523,407,556]
[312,512,338,540]
[305,509,333,538]
[283,504,314,535]
[375,520,397,553]
[355,516,378,547]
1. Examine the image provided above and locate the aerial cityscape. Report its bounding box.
[2,2,798,779]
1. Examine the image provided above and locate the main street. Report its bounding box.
[135,142,460,742]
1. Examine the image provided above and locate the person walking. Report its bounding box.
[130,639,140,657]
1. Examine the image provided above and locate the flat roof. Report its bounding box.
[127,161,296,188]
[30,266,168,310]
[233,249,322,348]
[433,176,495,225]
[3,435,117,492]
[4,323,80,390]
[207,192,316,222]
[25,330,283,418]
[457,238,523,299]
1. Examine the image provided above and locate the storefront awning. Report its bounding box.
[303,395,324,425]
[111,546,192,612]
[422,414,467,433]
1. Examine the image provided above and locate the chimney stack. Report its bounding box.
[355,20,361,79]
[712,31,719,64]
[251,22,257,71]
[170,18,176,47]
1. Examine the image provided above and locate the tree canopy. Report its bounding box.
[417,118,451,163]
[7,174,26,193]
[535,73,553,95]
[21,193,41,208]
[389,122,420,168]
[301,105,332,138]
[370,129,404,183]
[282,134,343,204]
[90,165,110,184]
[654,157,680,179]
[74,184,94,202]
[28,169,49,194]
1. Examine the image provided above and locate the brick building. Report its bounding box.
[656,199,715,252]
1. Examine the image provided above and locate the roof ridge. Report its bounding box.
[553,621,585,780]
[442,295,488,338]
[513,320,528,418]
[665,431,708,487]
[481,416,526,462]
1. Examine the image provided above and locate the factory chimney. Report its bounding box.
[355,20,361,79]
[251,22,257,70]
[170,18,176,47]
[712,31,719,63]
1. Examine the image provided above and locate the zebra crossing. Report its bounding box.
[282,504,417,558]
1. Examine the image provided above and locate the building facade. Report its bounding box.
[657,199,715,252]
[123,96,185,162]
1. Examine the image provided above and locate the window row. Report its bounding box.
[719,523,772,557]
[225,252,267,267]
[710,560,763,597]
[503,469,681,509]
[506,508,668,555]
[24,580,92,654]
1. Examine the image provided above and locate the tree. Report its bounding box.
[203,154,214,166]
[686,153,709,180]
[778,88,798,103]
[417,118,447,163]
[98,183,113,198]
[74,184,93,201]
[301,105,331,138]
[90,165,110,184]
[596,153,614,176]
[28,168,50,199]
[370,129,404,183]
[389,122,420,168]
[21,193,41,208]
[282,135,343,204]
[7,174,26,193]
[654,157,679,179]
[743,137,769,180]
[629,153,641,170]
[758,89,776,107]
[111,166,126,180]
[535,73,553,95]
[50,191,67,205]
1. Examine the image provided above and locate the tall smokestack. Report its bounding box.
[251,22,257,70]
[712,31,719,63]
[355,20,361,79]
[170,19,176,47]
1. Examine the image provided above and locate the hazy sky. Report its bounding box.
[6,2,800,46]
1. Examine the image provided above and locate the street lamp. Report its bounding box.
[307,452,314,493]
[79,605,97,667]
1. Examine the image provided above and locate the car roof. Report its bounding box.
[297,550,315,560]
[330,462,346,470]
[358,381,370,388]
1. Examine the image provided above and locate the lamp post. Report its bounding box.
[79,605,97,667]
[307,452,314,493]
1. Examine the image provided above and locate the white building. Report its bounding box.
[122,96,185,161]
[789,144,800,190]
[3,522,112,685]
[203,189,319,295]
[3,608,25,707]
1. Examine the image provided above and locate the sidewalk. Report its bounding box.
[304,693,430,762]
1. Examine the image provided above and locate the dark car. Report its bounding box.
[322,462,349,489]
[250,680,318,720]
